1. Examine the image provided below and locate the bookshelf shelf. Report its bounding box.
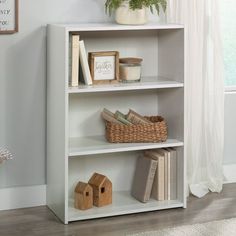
[68,191,184,221]
[69,136,184,157]
[68,77,184,94]
[47,22,186,224]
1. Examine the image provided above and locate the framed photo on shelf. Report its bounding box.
[88,51,119,84]
[0,0,18,34]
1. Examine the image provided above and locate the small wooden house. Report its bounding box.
[88,173,112,207]
[74,182,93,210]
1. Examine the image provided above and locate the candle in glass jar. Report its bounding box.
[119,58,143,83]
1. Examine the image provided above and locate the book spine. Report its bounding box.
[170,149,177,200]
[158,155,165,201]
[167,152,171,200]
[68,35,72,86]
[151,168,158,199]
[164,153,168,200]
[71,34,80,87]
[143,160,158,202]
[144,151,158,200]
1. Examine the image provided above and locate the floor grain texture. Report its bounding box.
[0,184,236,236]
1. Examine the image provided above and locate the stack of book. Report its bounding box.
[69,34,92,87]
[101,108,152,125]
[131,148,177,203]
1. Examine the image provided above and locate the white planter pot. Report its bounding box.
[115,2,148,25]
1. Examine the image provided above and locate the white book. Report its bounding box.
[166,148,177,200]
[156,149,169,200]
[79,40,92,85]
[69,34,80,87]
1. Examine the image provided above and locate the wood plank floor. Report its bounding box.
[0,184,236,236]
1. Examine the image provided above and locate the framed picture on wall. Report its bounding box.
[88,51,119,84]
[0,0,18,34]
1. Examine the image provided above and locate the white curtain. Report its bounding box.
[167,0,225,198]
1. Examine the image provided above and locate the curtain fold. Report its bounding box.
[167,0,225,198]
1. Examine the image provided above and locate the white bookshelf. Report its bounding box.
[47,22,186,224]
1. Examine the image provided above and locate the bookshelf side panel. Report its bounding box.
[47,25,68,224]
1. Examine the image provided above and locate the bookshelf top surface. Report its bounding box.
[50,22,184,32]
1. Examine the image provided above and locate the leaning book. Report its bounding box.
[79,40,93,85]
[131,155,158,203]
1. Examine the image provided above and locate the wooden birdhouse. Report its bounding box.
[74,182,93,210]
[88,173,112,207]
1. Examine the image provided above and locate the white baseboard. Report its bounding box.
[0,185,46,211]
[223,164,236,184]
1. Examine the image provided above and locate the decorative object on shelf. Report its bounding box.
[74,182,93,210]
[104,113,168,143]
[0,0,18,34]
[0,148,13,163]
[105,0,167,25]
[88,173,112,207]
[119,57,143,83]
[88,51,119,84]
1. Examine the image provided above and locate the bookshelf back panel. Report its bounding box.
[158,29,185,83]
[69,90,158,138]
[68,89,184,140]
[69,29,184,81]
[158,88,184,140]
[68,152,138,197]
[77,30,158,77]
[68,149,184,203]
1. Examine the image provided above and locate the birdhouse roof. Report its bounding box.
[74,182,92,194]
[88,173,110,187]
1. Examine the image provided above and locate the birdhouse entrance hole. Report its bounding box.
[101,187,105,193]
[86,192,89,196]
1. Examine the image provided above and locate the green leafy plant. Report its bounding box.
[105,0,167,16]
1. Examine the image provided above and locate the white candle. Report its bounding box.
[120,65,141,82]
[119,57,143,83]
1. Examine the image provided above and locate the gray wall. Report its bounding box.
[0,0,109,188]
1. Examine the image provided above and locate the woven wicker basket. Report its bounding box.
[105,116,167,143]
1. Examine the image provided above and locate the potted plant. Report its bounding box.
[105,0,167,25]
